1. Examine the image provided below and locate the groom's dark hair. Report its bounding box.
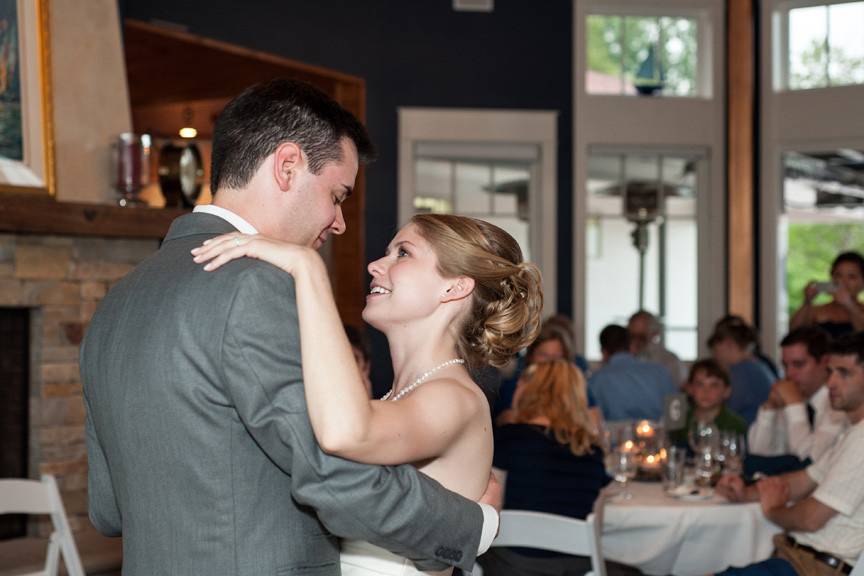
[211,78,375,193]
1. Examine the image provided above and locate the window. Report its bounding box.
[779,149,864,332]
[585,151,701,360]
[779,1,864,90]
[398,109,558,311]
[413,144,536,260]
[586,14,700,96]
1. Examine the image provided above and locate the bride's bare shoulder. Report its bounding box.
[406,377,490,417]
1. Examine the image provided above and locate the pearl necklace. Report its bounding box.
[380,359,466,401]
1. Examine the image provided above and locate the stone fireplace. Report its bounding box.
[0,195,182,573]
[0,232,160,532]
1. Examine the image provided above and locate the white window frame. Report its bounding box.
[574,0,726,359]
[584,144,710,360]
[772,0,864,91]
[398,108,558,314]
[582,0,715,99]
[760,0,864,352]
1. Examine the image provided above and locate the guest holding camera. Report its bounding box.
[790,251,864,339]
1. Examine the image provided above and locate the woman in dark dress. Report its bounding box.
[480,360,609,576]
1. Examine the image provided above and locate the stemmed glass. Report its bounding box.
[606,449,638,499]
[602,422,638,500]
[719,432,746,476]
[688,421,719,455]
[689,421,719,488]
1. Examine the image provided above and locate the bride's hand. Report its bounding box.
[191,232,316,275]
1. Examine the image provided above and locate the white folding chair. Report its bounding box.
[474,509,607,576]
[0,475,85,576]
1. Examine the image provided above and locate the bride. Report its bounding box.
[192,213,542,575]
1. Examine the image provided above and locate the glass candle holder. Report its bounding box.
[113,133,152,207]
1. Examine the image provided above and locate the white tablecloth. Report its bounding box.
[601,482,782,576]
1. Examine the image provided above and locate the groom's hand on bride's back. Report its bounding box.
[479,472,503,512]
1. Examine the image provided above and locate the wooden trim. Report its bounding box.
[0,195,185,239]
[124,20,364,85]
[727,0,755,323]
[332,81,367,326]
[39,0,56,196]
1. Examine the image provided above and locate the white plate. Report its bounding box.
[665,485,714,500]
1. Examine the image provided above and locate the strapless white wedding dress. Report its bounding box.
[340,540,451,576]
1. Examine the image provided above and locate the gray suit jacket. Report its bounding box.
[81,213,482,575]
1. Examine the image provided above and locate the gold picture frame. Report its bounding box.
[0,0,54,196]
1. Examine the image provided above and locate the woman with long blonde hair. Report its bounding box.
[481,359,609,576]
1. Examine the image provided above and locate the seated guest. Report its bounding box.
[588,324,678,422]
[716,333,864,576]
[709,316,774,426]
[480,360,609,576]
[748,327,848,475]
[493,319,580,420]
[543,314,591,376]
[790,250,864,338]
[628,310,686,386]
[669,359,747,447]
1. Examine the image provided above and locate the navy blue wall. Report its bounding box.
[121,0,574,386]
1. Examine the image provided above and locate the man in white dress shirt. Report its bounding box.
[747,327,847,475]
[717,332,864,575]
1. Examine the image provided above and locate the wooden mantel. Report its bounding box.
[0,194,186,238]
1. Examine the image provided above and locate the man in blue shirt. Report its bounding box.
[589,324,679,422]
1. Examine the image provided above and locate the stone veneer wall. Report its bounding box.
[0,233,158,533]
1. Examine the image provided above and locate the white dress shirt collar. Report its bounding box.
[193,205,258,234]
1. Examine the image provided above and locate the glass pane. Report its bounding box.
[588,154,624,215]
[828,2,864,86]
[624,16,662,96]
[666,329,697,361]
[661,17,698,96]
[454,162,492,214]
[789,6,828,89]
[414,158,453,213]
[486,215,531,262]
[781,149,864,330]
[663,156,696,217]
[492,165,529,216]
[624,154,661,222]
[585,217,659,359]
[585,152,701,360]
[665,219,697,359]
[586,15,626,94]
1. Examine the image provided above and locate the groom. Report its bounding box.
[81,79,498,575]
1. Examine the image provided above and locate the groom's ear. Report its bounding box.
[273,142,304,192]
[441,276,475,303]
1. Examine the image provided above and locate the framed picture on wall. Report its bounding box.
[0,0,53,196]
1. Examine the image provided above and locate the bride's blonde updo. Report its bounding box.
[410,213,543,368]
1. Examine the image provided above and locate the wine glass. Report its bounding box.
[605,448,638,500]
[688,421,719,455]
[693,447,717,488]
[720,432,746,476]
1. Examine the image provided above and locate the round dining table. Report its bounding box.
[600,481,782,576]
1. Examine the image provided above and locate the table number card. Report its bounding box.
[664,393,689,431]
